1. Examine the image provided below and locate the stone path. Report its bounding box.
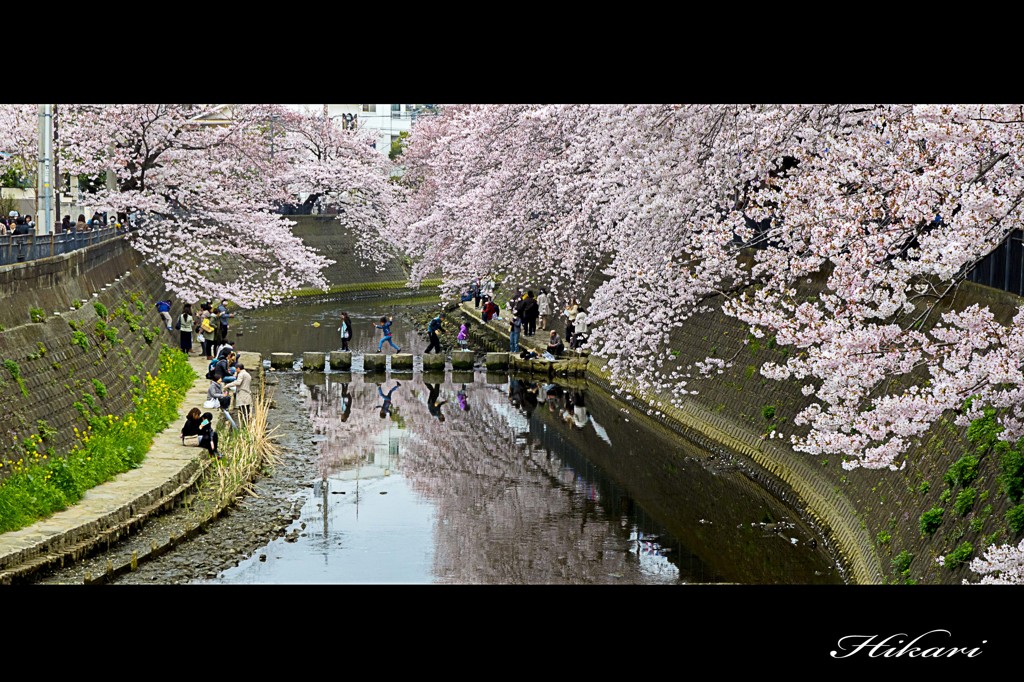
[0,351,258,584]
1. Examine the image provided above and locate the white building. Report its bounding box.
[283,104,433,155]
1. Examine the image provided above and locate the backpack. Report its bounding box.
[205,358,218,380]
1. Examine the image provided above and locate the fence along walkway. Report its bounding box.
[0,228,123,266]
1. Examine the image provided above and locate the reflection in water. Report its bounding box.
[214,367,840,585]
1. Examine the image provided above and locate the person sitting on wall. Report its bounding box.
[180,407,203,446]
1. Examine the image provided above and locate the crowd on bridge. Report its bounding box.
[0,209,135,236]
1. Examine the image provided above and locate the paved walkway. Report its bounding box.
[0,350,259,583]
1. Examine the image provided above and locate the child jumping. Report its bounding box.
[375,315,401,353]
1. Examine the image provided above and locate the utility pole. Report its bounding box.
[36,104,54,236]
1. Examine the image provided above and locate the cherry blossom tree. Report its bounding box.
[388,103,1024,582]
[2,104,400,308]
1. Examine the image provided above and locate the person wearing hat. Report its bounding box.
[233,362,253,424]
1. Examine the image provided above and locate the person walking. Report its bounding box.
[338,312,353,352]
[177,304,194,355]
[472,279,482,308]
[233,363,253,425]
[375,315,401,353]
[457,321,469,350]
[510,314,522,353]
[537,289,551,331]
[424,312,444,354]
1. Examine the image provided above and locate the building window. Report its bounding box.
[361,104,376,113]
[391,103,401,112]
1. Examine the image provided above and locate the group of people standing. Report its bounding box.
[501,287,587,356]
[161,298,236,360]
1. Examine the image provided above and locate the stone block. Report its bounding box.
[421,353,446,371]
[486,371,507,384]
[451,350,474,370]
[390,353,414,370]
[484,352,509,370]
[270,352,293,370]
[363,353,387,373]
[329,351,351,371]
[302,352,326,371]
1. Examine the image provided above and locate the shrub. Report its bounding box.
[91,379,107,400]
[876,530,891,545]
[29,307,45,323]
[920,507,944,535]
[999,448,1024,503]
[761,405,776,421]
[944,542,973,570]
[918,480,930,494]
[71,330,89,351]
[1006,504,1024,534]
[953,487,977,517]
[93,302,108,319]
[3,359,27,397]
[944,455,980,488]
[892,550,913,574]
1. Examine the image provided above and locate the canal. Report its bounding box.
[205,298,843,584]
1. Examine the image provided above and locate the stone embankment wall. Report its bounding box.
[460,275,1024,585]
[0,238,171,484]
[291,216,409,287]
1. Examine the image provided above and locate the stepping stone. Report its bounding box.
[363,353,387,373]
[484,352,509,370]
[421,353,446,371]
[329,351,351,371]
[390,353,413,370]
[451,350,474,370]
[270,352,293,369]
[302,352,326,371]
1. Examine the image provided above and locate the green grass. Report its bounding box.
[0,346,196,534]
[285,278,443,299]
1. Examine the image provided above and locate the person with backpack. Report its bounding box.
[424,312,444,354]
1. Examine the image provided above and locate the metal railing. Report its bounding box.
[966,229,1024,297]
[0,227,123,267]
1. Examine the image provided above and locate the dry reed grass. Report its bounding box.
[208,384,282,507]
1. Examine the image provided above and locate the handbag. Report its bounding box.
[202,398,218,409]
[201,317,215,334]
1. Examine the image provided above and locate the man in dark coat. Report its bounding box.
[521,291,539,336]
